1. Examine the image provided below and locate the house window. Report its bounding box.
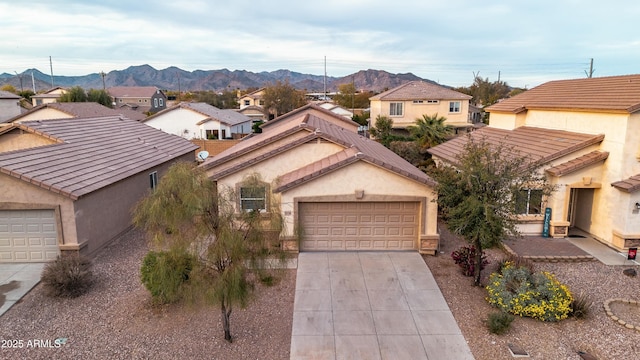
[515,189,543,215]
[244,100,250,106]
[159,98,164,107]
[240,186,266,212]
[154,98,158,107]
[449,101,461,113]
[149,171,158,190]
[413,100,424,104]
[259,100,265,106]
[426,100,439,104]
[389,102,403,116]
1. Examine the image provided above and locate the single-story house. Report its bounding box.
[0,90,21,123]
[200,104,440,254]
[143,102,253,139]
[31,87,66,107]
[5,102,146,123]
[429,74,640,251]
[0,116,198,262]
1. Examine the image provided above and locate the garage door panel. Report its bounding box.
[0,210,59,262]
[300,202,419,251]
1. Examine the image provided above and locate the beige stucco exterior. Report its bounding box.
[488,109,640,250]
[11,107,72,122]
[144,107,252,140]
[206,138,439,253]
[370,99,470,129]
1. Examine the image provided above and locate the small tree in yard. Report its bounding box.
[430,135,554,286]
[133,162,286,342]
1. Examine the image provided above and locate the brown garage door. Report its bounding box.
[0,210,60,262]
[299,202,419,251]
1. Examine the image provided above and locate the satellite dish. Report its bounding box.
[197,150,209,161]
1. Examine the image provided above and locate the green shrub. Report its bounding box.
[486,262,573,322]
[41,255,94,298]
[140,249,195,304]
[486,311,514,334]
[570,292,592,319]
[451,245,489,277]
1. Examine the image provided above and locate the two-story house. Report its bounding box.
[108,86,167,113]
[0,91,21,123]
[31,87,66,107]
[429,74,640,251]
[369,81,473,134]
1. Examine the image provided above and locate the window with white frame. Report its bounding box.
[515,189,543,215]
[159,98,164,107]
[413,100,424,104]
[149,171,158,190]
[389,102,403,116]
[240,186,266,212]
[426,100,439,104]
[154,98,158,107]
[244,100,250,106]
[449,101,461,113]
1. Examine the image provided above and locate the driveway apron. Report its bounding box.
[290,252,474,360]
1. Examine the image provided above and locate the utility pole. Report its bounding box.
[31,71,36,93]
[585,58,595,78]
[323,56,327,100]
[100,71,106,90]
[14,71,23,92]
[49,56,55,88]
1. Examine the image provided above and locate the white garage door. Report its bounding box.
[0,210,60,262]
[299,202,419,251]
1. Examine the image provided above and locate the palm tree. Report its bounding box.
[407,113,454,151]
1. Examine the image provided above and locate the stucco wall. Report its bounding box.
[0,174,76,247]
[0,99,21,122]
[73,154,194,256]
[13,108,70,122]
[370,99,470,128]
[0,129,57,152]
[145,108,206,139]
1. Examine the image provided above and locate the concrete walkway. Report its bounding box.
[0,263,45,317]
[290,252,474,360]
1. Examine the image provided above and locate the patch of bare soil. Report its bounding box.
[423,221,640,360]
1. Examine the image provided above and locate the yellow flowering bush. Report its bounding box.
[486,262,573,322]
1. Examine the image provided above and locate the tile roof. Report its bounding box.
[486,74,640,114]
[0,90,20,99]
[369,81,471,101]
[201,109,435,188]
[0,116,198,200]
[427,126,604,168]
[261,103,359,131]
[545,151,609,177]
[144,102,252,126]
[108,86,161,98]
[6,102,147,123]
[611,174,640,193]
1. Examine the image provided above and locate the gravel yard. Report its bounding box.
[0,229,296,360]
[2,223,640,360]
[424,223,640,360]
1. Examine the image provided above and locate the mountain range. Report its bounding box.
[0,65,436,93]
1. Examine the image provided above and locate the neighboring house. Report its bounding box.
[31,87,66,106]
[0,91,21,122]
[429,74,640,251]
[143,102,253,140]
[315,101,354,119]
[0,116,198,262]
[369,81,472,134]
[238,88,265,109]
[200,104,440,254]
[5,102,147,123]
[237,105,266,122]
[108,86,167,113]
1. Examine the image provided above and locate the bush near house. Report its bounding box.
[41,255,94,298]
[486,262,573,322]
[140,249,195,304]
[451,245,489,277]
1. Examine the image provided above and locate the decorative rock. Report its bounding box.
[611,316,619,321]
[577,351,598,360]
[623,268,637,277]
[625,324,634,329]
[618,319,626,325]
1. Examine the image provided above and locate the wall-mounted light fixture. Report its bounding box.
[635,202,640,210]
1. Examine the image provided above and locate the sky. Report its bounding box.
[1,0,639,89]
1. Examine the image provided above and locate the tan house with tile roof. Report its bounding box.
[369,81,473,133]
[429,74,640,251]
[200,105,440,254]
[238,88,265,109]
[5,102,146,123]
[31,87,66,107]
[0,116,198,262]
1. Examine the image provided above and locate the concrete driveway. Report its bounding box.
[290,252,474,360]
[0,263,45,317]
